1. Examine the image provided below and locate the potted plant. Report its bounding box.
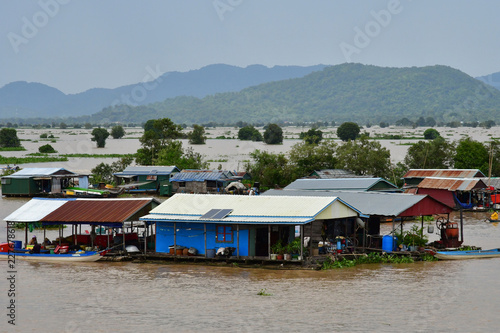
[286,238,301,260]
[271,240,284,260]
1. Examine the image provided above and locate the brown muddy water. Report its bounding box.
[1,195,500,332]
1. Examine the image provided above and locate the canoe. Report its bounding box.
[0,250,108,262]
[435,248,500,260]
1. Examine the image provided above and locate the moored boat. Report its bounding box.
[0,246,108,262]
[435,248,500,260]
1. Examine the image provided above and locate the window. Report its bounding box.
[1,178,10,185]
[216,225,233,243]
[178,182,186,187]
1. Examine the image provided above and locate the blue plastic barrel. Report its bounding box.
[13,240,22,249]
[382,235,396,252]
[206,249,215,258]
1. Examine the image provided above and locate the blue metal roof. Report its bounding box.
[284,178,398,191]
[170,170,232,182]
[114,166,179,176]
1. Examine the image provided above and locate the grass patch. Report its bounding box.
[321,253,415,269]
[0,147,26,151]
[61,153,136,158]
[207,159,229,163]
[257,288,272,296]
[0,156,68,164]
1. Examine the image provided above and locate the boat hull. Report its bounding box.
[0,251,105,262]
[435,249,500,260]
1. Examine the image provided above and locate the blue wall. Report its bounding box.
[156,222,249,256]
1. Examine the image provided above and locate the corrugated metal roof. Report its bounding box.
[4,198,74,222]
[41,198,158,223]
[480,178,500,189]
[417,177,487,191]
[171,170,232,182]
[263,189,433,217]
[310,169,370,179]
[6,168,75,178]
[140,193,359,224]
[114,166,179,176]
[404,169,485,178]
[284,178,397,191]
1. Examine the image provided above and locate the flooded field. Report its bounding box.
[3,125,498,173]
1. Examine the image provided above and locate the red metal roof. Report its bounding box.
[417,178,486,191]
[41,199,155,223]
[404,169,484,178]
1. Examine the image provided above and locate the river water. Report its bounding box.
[1,194,500,332]
[2,127,500,331]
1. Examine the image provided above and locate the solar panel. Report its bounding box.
[210,209,232,220]
[199,209,220,220]
[199,208,233,220]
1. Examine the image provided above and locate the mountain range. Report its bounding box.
[79,63,500,125]
[0,64,327,119]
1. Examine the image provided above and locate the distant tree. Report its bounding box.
[288,140,337,178]
[416,117,426,127]
[453,137,489,174]
[91,162,114,184]
[91,127,110,148]
[404,137,455,169]
[84,123,92,129]
[423,128,440,140]
[336,122,360,142]
[379,122,389,128]
[111,125,125,139]
[73,124,82,129]
[91,156,133,185]
[425,117,436,127]
[238,126,263,141]
[447,121,461,128]
[299,128,323,144]
[263,124,283,144]
[188,124,207,144]
[40,133,48,139]
[156,140,208,170]
[136,118,183,164]
[0,128,21,148]
[38,144,56,153]
[59,122,67,129]
[245,150,292,188]
[395,118,414,127]
[480,120,496,129]
[336,135,391,178]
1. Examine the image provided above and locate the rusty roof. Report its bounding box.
[41,198,157,223]
[417,177,487,191]
[404,169,485,178]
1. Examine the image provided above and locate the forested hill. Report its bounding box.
[80,63,500,125]
[0,64,327,119]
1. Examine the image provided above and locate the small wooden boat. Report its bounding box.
[0,249,108,262]
[435,248,500,260]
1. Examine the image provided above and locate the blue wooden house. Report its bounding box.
[140,193,360,258]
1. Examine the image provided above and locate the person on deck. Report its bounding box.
[29,236,38,245]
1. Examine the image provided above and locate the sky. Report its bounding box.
[1,0,499,94]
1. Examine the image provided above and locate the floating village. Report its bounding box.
[2,166,500,266]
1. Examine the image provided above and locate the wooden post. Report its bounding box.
[24,224,28,248]
[392,218,395,251]
[204,223,207,258]
[300,224,304,260]
[268,225,271,259]
[309,223,313,257]
[237,224,240,259]
[144,222,147,254]
[460,208,464,243]
[174,222,177,257]
[421,216,424,238]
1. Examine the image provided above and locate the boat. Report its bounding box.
[435,248,500,260]
[0,244,108,262]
